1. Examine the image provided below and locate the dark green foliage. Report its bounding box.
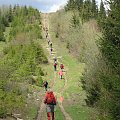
[8,5,13,22]
[82,0,120,119]
[82,0,92,22]
[99,1,120,118]
[71,13,80,27]
[91,0,98,18]
[0,6,12,42]
[98,0,106,28]
[66,0,76,10]
[99,0,106,19]
[76,0,83,11]
[65,0,98,22]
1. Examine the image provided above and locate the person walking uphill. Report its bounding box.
[53,62,57,71]
[43,81,48,91]
[53,57,57,63]
[44,90,56,120]
[59,70,63,79]
[60,63,64,70]
[50,42,52,48]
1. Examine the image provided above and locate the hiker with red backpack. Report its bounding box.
[60,63,64,70]
[58,70,63,79]
[54,61,57,71]
[44,90,56,120]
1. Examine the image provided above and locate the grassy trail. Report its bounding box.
[36,13,65,120]
[36,12,97,120]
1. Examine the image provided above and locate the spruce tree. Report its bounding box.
[8,5,13,22]
[82,0,92,21]
[91,0,98,18]
[99,0,120,119]
[74,0,83,10]
[99,0,106,20]
[66,0,75,10]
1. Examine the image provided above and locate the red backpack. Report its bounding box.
[44,92,56,105]
[54,63,57,66]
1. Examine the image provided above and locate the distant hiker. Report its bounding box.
[53,57,57,63]
[54,62,57,71]
[60,63,64,70]
[50,48,53,53]
[46,32,48,38]
[50,42,52,48]
[43,81,48,91]
[46,27,48,32]
[59,70,63,79]
[44,90,56,120]
[43,27,45,31]
[48,39,50,45]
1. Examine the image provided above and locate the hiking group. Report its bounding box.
[42,26,65,120]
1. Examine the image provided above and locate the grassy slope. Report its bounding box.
[48,10,100,120]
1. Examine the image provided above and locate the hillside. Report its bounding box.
[0,0,120,120]
[0,6,48,120]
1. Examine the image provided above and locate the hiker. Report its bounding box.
[60,63,64,70]
[44,90,56,120]
[43,27,45,31]
[50,42,52,48]
[54,61,57,71]
[58,70,63,79]
[53,57,57,63]
[50,47,53,54]
[46,27,48,32]
[48,39,50,45]
[46,32,48,38]
[43,81,48,91]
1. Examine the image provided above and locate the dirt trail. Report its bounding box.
[37,100,45,120]
[36,13,72,120]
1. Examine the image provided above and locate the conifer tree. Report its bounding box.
[66,0,75,10]
[74,0,83,10]
[8,5,13,22]
[98,0,120,119]
[91,0,98,18]
[99,0,106,20]
[82,0,92,21]
[71,12,80,27]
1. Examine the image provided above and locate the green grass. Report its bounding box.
[65,105,90,120]
[26,106,38,120]
[64,105,99,120]
[55,105,65,120]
